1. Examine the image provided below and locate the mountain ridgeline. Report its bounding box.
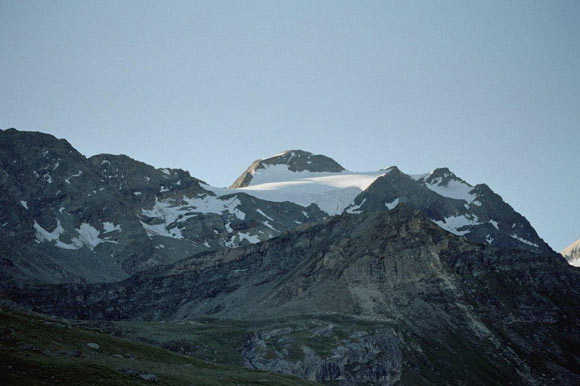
[0,128,556,284]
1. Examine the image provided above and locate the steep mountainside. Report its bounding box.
[0,129,325,284]
[5,206,579,385]
[347,167,552,254]
[562,237,580,267]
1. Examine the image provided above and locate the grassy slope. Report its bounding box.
[0,308,318,386]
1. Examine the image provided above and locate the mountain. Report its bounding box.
[230,150,346,188]
[346,166,552,254]
[5,205,579,385]
[0,128,557,285]
[229,154,551,254]
[562,238,580,267]
[0,129,325,284]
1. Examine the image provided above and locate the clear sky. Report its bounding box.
[1,1,579,251]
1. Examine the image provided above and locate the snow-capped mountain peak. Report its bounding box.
[561,238,580,267]
[230,150,345,188]
[414,167,477,203]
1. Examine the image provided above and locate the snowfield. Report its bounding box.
[209,164,389,215]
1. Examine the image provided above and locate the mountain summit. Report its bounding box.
[230,150,345,188]
[561,237,580,266]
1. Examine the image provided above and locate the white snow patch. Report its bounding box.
[346,198,367,214]
[486,234,494,244]
[34,220,65,243]
[422,176,477,203]
[432,215,481,236]
[20,201,28,209]
[160,168,171,176]
[237,232,260,244]
[71,223,112,250]
[133,192,142,196]
[225,232,260,247]
[182,195,246,220]
[385,198,400,210]
[489,220,499,230]
[140,221,183,239]
[103,222,122,233]
[262,220,279,232]
[256,209,274,221]
[229,165,388,215]
[510,233,539,248]
[34,220,113,250]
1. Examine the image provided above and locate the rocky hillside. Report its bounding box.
[5,205,579,385]
[0,306,315,386]
[0,129,325,284]
[562,237,580,266]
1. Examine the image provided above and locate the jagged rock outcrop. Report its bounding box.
[242,326,402,385]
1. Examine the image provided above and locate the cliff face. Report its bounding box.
[5,205,579,385]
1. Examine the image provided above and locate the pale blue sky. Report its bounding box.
[1,1,579,250]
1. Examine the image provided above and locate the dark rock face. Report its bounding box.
[5,206,579,385]
[348,167,553,255]
[230,150,345,188]
[0,129,326,284]
[242,326,402,385]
